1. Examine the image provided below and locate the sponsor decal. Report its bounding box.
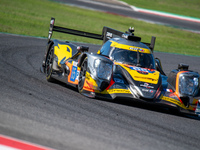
[141,89,154,93]
[142,89,148,92]
[129,66,155,74]
[134,76,158,82]
[76,71,80,80]
[165,89,173,92]
[70,61,78,82]
[140,49,144,52]
[140,83,154,89]
[129,47,144,52]
[150,90,154,93]
[50,19,54,25]
[107,89,131,94]
[113,78,124,84]
[106,32,113,39]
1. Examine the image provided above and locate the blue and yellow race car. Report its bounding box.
[41,17,200,117]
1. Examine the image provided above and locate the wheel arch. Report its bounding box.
[42,40,55,73]
[77,53,88,68]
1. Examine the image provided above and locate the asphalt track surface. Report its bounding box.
[56,0,200,32]
[0,33,200,150]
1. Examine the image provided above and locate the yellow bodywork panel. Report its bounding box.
[54,44,72,66]
[110,41,151,54]
[100,89,131,94]
[161,96,188,109]
[161,96,198,111]
[83,71,98,92]
[97,50,100,54]
[116,63,160,84]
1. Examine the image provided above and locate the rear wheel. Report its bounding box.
[45,45,55,82]
[78,58,87,93]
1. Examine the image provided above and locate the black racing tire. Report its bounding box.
[78,57,87,93]
[45,45,55,82]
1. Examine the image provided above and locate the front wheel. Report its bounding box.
[45,45,55,82]
[78,58,87,93]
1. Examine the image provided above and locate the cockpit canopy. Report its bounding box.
[100,39,156,69]
[110,48,155,69]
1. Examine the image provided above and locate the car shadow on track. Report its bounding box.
[47,79,200,121]
[96,97,200,121]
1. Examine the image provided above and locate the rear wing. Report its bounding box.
[48,17,102,41]
[48,17,156,52]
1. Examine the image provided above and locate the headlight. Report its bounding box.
[179,74,199,96]
[94,59,113,80]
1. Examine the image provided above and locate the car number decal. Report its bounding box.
[70,61,78,82]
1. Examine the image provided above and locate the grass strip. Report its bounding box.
[121,0,200,18]
[0,0,200,56]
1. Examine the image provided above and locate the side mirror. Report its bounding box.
[77,46,89,52]
[155,58,166,75]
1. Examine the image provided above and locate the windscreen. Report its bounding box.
[110,48,155,69]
